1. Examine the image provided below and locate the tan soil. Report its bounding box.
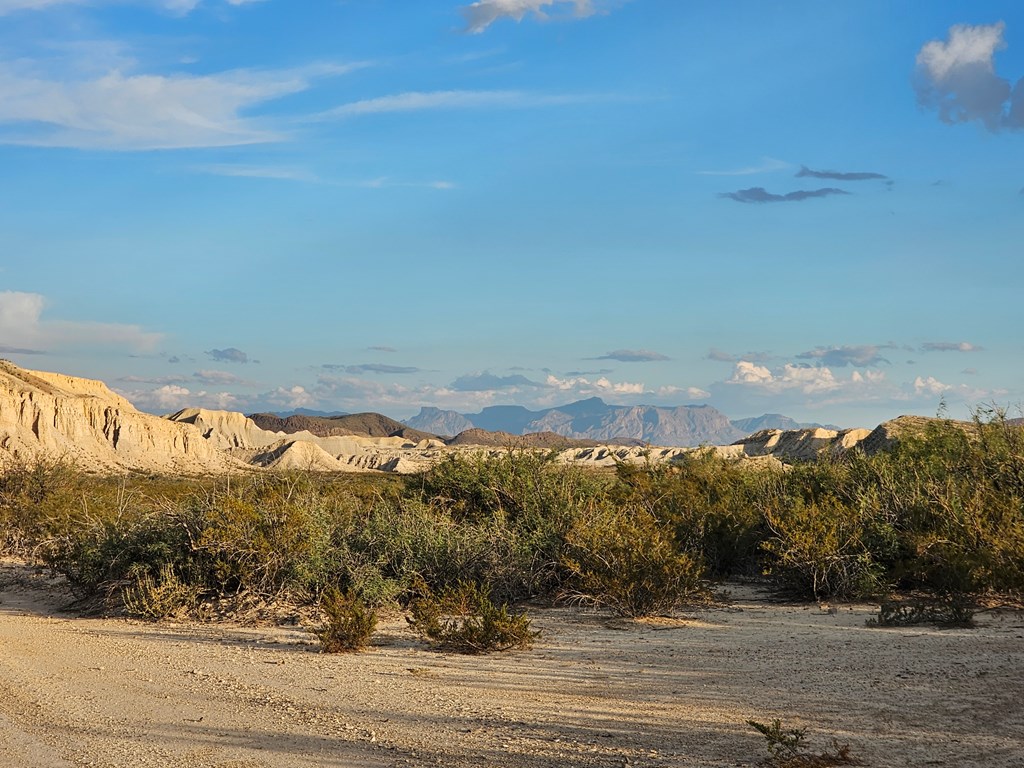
[1,561,1022,768]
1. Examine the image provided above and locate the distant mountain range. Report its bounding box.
[402,397,832,447]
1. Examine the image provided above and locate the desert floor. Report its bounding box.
[1,560,1022,768]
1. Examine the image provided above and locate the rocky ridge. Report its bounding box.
[0,361,955,477]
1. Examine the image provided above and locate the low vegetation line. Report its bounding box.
[2,409,1021,650]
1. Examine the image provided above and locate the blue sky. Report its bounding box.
[1,0,1022,427]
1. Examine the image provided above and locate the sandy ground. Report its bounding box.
[1,561,1022,768]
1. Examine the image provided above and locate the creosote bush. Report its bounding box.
[407,581,538,654]
[562,502,708,617]
[314,588,377,653]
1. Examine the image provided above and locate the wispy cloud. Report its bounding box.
[719,187,849,204]
[191,166,455,190]
[460,0,597,34]
[118,374,190,385]
[920,341,983,353]
[192,164,320,182]
[706,348,772,364]
[0,61,360,150]
[796,166,887,181]
[353,177,457,190]
[594,348,669,362]
[797,345,891,368]
[451,371,544,391]
[322,364,421,375]
[914,21,1024,132]
[316,89,605,120]
[193,369,250,385]
[697,157,791,176]
[0,0,261,15]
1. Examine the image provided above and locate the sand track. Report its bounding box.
[1,561,1022,767]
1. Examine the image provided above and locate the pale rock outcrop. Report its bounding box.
[250,440,364,472]
[167,408,283,451]
[0,361,246,474]
[734,426,874,462]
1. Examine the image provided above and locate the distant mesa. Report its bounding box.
[405,397,748,447]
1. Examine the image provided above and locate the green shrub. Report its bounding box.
[188,475,346,597]
[613,454,769,577]
[759,494,890,600]
[314,588,377,653]
[0,457,85,554]
[407,581,537,654]
[42,504,194,600]
[562,502,708,617]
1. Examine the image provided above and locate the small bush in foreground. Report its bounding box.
[866,595,975,629]
[314,588,377,653]
[122,563,199,620]
[747,719,860,767]
[407,581,537,654]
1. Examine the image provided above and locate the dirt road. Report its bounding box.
[1,561,1022,767]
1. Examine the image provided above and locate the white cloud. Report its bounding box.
[914,22,1024,131]
[917,22,1005,82]
[728,361,774,386]
[0,290,162,352]
[0,62,358,150]
[905,376,1005,406]
[779,364,840,394]
[913,375,952,397]
[851,370,886,384]
[544,373,645,397]
[727,360,852,395]
[461,0,595,34]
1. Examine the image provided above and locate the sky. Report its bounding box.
[1,0,1022,427]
